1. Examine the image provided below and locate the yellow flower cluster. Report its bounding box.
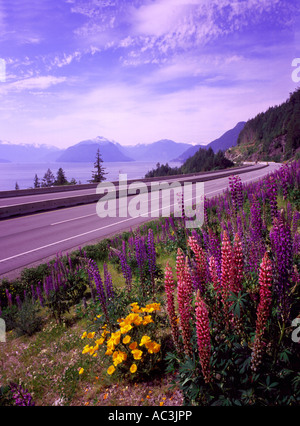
[81,324,109,357]
[80,302,161,377]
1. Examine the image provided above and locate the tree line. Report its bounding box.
[237,87,300,160]
[145,147,234,178]
[33,168,78,188]
[33,149,107,188]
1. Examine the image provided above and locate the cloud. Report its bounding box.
[0,75,67,94]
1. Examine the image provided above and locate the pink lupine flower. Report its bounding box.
[164,262,180,351]
[176,248,193,357]
[188,235,208,293]
[209,256,221,295]
[220,231,233,327]
[232,233,244,294]
[195,292,211,383]
[251,252,273,371]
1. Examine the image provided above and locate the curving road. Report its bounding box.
[0,162,280,279]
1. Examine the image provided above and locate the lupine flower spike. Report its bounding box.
[195,291,211,383]
[251,252,273,371]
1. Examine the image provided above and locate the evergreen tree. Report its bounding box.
[34,174,40,188]
[69,177,77,185]
[15,182,19,190]
[89,148,107,183]
[41,168,55,187]
[55,167,68,186]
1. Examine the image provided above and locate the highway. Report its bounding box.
[0,164,265,209]
[0,163,280,279]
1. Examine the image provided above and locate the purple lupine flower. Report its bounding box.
[293,232,300,256]
[87,259,106,307]
[135,235,147,278]
[36,282,44,307]
[279,163,290,200]
[292,210,300,237]
[6,289,13,307]
[229,175,243,214]
[119,250,132,291]
[249,196,265,271]
[103,262,114,300]
[15,294,22,309]
[265,175,278,221]
[10,383,35,406]
[270,212,293,323]
[31,285,36,301]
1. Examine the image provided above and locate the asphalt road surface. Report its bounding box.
[0,164,263,208]
[0,163,280,279]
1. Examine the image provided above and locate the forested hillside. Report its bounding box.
[145,147,233,178]
[226,88,300,162]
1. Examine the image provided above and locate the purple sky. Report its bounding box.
[0,0,299,148]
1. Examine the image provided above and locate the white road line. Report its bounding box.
[0,168,273,264]
[51,213,96,226]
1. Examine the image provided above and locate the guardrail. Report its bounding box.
[0,164,268,219]
[0,164,251,198]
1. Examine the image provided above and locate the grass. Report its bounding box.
[0,252,183,406]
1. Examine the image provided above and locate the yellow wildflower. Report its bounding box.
[82,345,91,354]
[130,364,137,373]
[133,315,143,326]
[107,365,116,375]
[148,342,161,354]
[132,349,143,360]
[81,331,87,339]
[120,324,133,334]
[123,335,131,344]
[131,303,142,313]
[143,315,153,325]
[129,341,138,350]
[78,368,84,375]
[139,335,151,346]
[87,332,95,339]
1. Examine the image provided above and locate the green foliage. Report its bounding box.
[0,304,18,331]
[0,385,14,406]
[145,147,234,178]
[166,313,300,406]
[45,269,88,323]
[237,88,300,161]
[54,167,68,186]
[89,148,107,183]
[13,297,43,337]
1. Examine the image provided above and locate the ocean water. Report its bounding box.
[0,161,181,191]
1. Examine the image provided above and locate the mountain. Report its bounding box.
[56,136,133,162]
[172,122,246,162]
[208,121,246,152]
[0,141,62,163]
[171,144,207,162]
[226,89,300,163]
[117,139,193,162]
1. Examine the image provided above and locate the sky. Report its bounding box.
[0,0,299,149]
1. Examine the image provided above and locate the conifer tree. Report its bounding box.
[55,167,68,186]
[89,148,107,183]
[41,168,55,187]
[34,174,40,188]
